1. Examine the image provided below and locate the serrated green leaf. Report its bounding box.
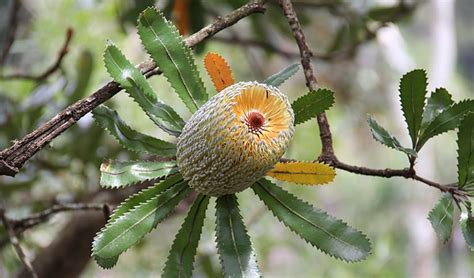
[94,255,119,269]
[215,194,260,278]
[461,212,474,249]
[253,178,371,262]
[417,100,474,150]
[104,44,185,136]
[109,174,183,224]
[291,89,335,125]
[94,174,183,268]
[399,69,428,147]
[457,113,474,189]
[421,88,454,129]
[100,160,178,188]
[138,7,207,113]
[263,63,299,87]
[92,178,191,259]
[162,194,210,277]
[367,116,417,157]
[428,195,454,243]
[92,105,176,156]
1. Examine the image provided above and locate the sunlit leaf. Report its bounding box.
[92,105,176,156]
[92,177,191,259]
[417,100,474,150]
[267,161,335,185]
[421,88,454,129]
[138,7,207,112]
[398,69,427,147]
[100,160,178,188]
[292,89,335,125]
[263,63,299,87]
[104,44,185,136]
[428,195,454,243]
[204,52,235,92]
[457,113,474,190]
[253,178,371,262]
[215,194,261,277]
[367,116,417,157]
[163,194,210,277]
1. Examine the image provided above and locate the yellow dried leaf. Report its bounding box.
[266,161,335,185]
[204,52,235,92]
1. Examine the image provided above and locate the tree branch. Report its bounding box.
[0,0,267,177]
[278,0,335,160]
[9,203,107,233]
[0,208,38,278]
[0,28,74,82]
[0,0,21,67]
[277,0,464,200]
[1,28,74,81]
[212,36,298,59]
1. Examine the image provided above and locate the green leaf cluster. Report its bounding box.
[367,70,473,157]
[427,112,474,246]
[366,70,474,247]
[91,6,371,276]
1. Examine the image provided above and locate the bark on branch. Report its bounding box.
[0,0,267,177]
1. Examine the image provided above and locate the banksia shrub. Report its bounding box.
[91,7,371,276]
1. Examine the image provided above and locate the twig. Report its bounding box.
[0,0,267,177]
[277,0,466,200]
[0,0,21,67]
[9,203,106,232]
[213,36,298,59]
[334,160,458,194]
[0,208,38,278]
[1,28,74,81]
[278,0,334,160]
[212,35,351,61]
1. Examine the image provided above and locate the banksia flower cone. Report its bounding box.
[177,81,294,196]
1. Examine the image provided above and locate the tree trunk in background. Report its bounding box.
[16,210,106,278]
[15,187,140,278]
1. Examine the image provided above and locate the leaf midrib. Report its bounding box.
[176,196,207,278]
[141,12,199,111]
[228,208,245,277]
[95,182,187,256]
[106,50,183,131]
[257,181,363,255]
[420,103,473,143]
[294,92,332,116]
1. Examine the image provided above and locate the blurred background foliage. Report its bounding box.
[0,0,473,277]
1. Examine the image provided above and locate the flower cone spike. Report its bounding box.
[177,81,294,196]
